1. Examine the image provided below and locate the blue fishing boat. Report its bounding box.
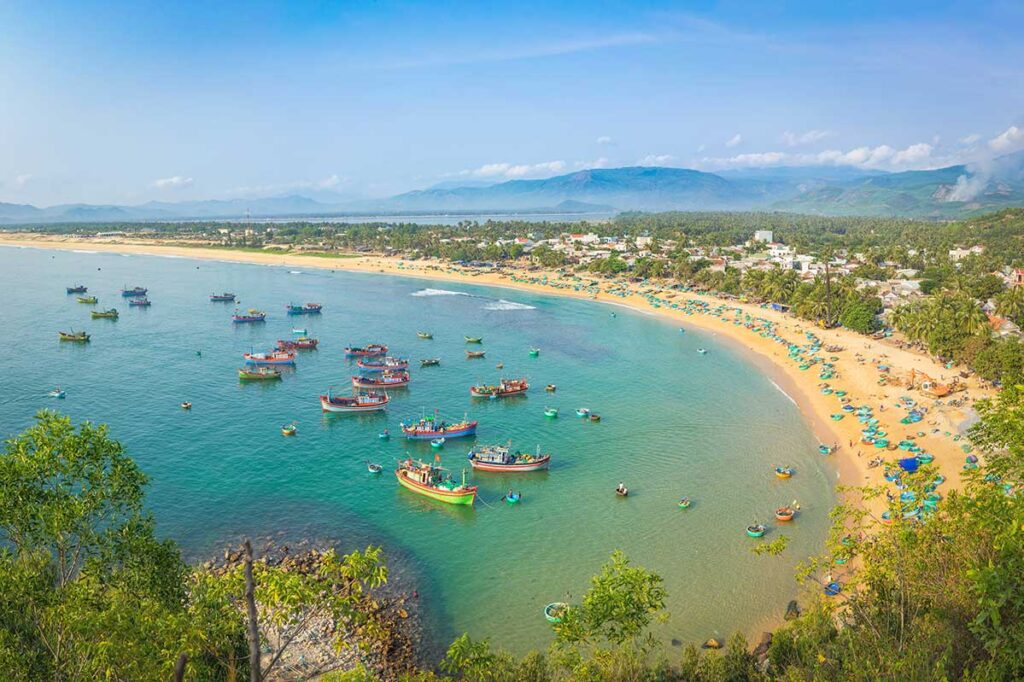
[286,303,323,315]
[121,286,147,297]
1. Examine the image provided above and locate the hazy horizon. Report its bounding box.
[2,0,1023,207]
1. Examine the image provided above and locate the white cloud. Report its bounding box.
[315,174,343,189]
[782,129,833,147]
[891,143,933,165]
[596,136,614,145]
[959,133,981,145]
[464,160,567,179]
[152,175,194,189]
[989,126,1023,152]
[701,141,939,171]
[14,174,32,187]
[725,133,743,148]
[637,154,675,166]
[575,157,610,170]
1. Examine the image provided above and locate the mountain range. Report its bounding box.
[3,151,1023,224]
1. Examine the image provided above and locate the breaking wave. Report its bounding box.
[483,299,537,311]
[411,288,470,297]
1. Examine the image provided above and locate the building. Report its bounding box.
[753,230,774,243]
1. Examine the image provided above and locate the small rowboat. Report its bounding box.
[417,331,433,339]
[544,602,568,624]
[180,402,192,410]
[465,336,483,343]
[210,292,236,302]
[281,423,297,437]
[678,497,692,509]
[589,414,601,422]
[367,461,383,474]
[529,348,540,357]
[420,358,441,367]
[465,350,486,358]
[292,328,307,335]
[58,331,90,342]
[545,384,557,392]
[697,348,708,355]
[238,367,282,381]
[775,506,795,522]
[504,491,521,505]
[48,387,66,399]
[746,524,766,538]
[91,308,119,319]
[544,407,558,417]
[128,298,151,307]
[431,438,446,449]
[575,408,590,417]
[615,484,629,497]
[818,445,833,455]
[775,466,794,479]
[77,296,98,304]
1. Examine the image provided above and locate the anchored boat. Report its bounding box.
[470,377,528,398]
[243,350,296,366]
[400,414,478,440]
[238,366,282,381]
[395,458,477,505]
[467,444,551,472]
[417,331,433,339]
[91,308,119,319]
[209,292,236,302]
[420,358,441,367]
[286,303,323,315]
[464,336,483,343]
[277,337,319,351]
[66,285,88,294]
[352,371,410,388]
[128,298,151,307]
[232,309,266,323]
[465,350,486,358]
[357,357,409,372]
[58,330,90,342]
[77,296,98,304]
[319,389,390,413]
[121,286,147,297]
[345,344,388,357]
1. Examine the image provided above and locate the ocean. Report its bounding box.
[0,246,836,655]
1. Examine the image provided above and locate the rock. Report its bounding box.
[753,631,772,660]
[671,638,682,647]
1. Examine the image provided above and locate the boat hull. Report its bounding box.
[401,423,477,440]
[470,386,528,397]
[469,455,551,472]
[320,394,390,412]
[396,470,476,505]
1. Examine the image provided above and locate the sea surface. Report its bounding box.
[0,246,836,655]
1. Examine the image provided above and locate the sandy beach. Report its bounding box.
[1,234,988,512]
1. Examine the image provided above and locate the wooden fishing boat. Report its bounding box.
[467,444,551,472]
[367,461,383,474]
[232,309,266,323]
[545,384,557,392]
[775,506,795,522]
[544,602,568,624]
[395,458,477,505]
[420,358,441,367]
[277,337,319,351]
[465,350,486,358]
[319,389,390,413]
[281,423,297,437]
[470,378,528,398]
[775,466,794,479]
[244,350,295,366]
[77,296,98,304]
[352,371,410,388]
[286,303,323,315]
[746,524,766,537]
[464,336,483,343]
[345,344,388,357]
[544,407,558,417]
[128,298,151,307]
[58,330,90,342]
[615,484,629,497]
[417,331,433,339]
[589,414,602,422]
[238,366,282,381]
[400,415,477,440]
[66,285,88,294]
[209,292,236,302]
[575,408,590,417]
[121,286,147,297]
[356,357,409,372]
[91,308,119,319]
[48,387,66,399]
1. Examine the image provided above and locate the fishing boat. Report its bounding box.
[319,389,390,413]
[678,497,692,509]
[400,415,477,440]
[367,461,383,474]
[395,458,477,505]
[243,350,296,366]
[77,296,98,304]
[775,466,794,479]
[417,331,433,339]
[58,330,90,342]
[697,348,708,355]
[575,408,591,417]
[345,344,388,357]
[357,357,409,372]
[128,298,151,307]
[470,378,528,398]
[352,371,410,388]
[465,350,486,358]
[292,328,307,335]
[121,286,147,297]
[546,384,557,392]
[544,602,568,624]
[209,292,236,302]
[48,387,66,399]
[281,423,297,437]
[420,358,441,367]
[529,348,540,357]
[504,491,521,504]
[465,336,483,343]
[286,303,323,315]
[181,402,192,410]
[232,309,266,323]
[495,363,503,369]
[238,366,282,381]
[589,414,601,422]
[91,308,119,319]
[430,438,445,449]
[615,483,629,497]
[277,337,319,351]
[746,523,766,538]
[544,407,558,417]
[468,444,551,472]
[775,506,795,522]
[66,285,87,294]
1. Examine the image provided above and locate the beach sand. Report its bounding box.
[1,235,988,513]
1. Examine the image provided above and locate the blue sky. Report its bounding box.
[1,0,1023,205]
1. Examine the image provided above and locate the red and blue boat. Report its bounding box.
[469,377,529,398]
[128,297,151,307]
[210,292,236,302]
[345,344,388,357]
[320,389,390,413]
[277,337,319,351]
[353,371,410,388]
[401,414,478,440]
[357,357,409,372]
[467,444,551,472]
[287,303,323,315]
[233,309,267,323]
[121,286,147,297]
[244,350,296,366]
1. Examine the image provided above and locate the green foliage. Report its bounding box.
[891,291,989,358]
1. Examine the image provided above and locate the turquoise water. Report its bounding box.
[0,246,836,654]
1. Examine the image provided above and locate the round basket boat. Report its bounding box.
[544,602,568,624]
[746,524,766,538]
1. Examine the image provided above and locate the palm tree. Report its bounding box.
[997,286,1024,325]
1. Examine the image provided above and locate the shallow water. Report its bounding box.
[0,246,836,654]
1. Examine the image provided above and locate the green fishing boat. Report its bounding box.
[58,330,90,342]
[529,348,540,357]
[238,367,282,381]
[417,331,433,339]
[77,296,98,304]
[395,458,477,505]
[465,336,483,343]
[91,308,119,319]
[544,407,558,417]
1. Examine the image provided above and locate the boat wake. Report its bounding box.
[411,288,470,297]
[483,299,536,311]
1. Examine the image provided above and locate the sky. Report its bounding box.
[1,0,1023,206]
